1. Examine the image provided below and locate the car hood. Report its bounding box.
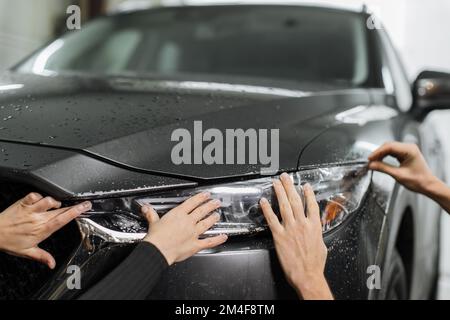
[0,73,373,180]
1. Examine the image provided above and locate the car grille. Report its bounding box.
[0,181,81,300]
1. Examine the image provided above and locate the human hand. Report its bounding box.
[260,173,333,300]
[142,192,228,266]
[0,192,92,269]
[368,142,436,194]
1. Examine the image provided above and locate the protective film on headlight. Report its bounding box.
[82,163,370,240]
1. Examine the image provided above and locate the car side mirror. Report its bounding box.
[413,70,450,117]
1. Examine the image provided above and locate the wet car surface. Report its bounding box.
[0,4,442,299]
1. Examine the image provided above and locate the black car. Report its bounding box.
[0,4,449,300]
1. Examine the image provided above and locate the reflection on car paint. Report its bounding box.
[335,105,399,126]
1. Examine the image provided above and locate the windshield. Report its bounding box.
[17,5,381,88]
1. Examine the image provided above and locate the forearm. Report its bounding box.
[294,275,334,300]
[423,176,450,214]
[79,242,168,300]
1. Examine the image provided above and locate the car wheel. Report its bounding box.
[385,250,408,300]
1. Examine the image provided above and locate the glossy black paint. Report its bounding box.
[0,5,442,300]
[0,72,375,180]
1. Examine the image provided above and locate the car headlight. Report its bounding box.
[75,163,370,244]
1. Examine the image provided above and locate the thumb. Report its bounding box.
[368,161,399,178]
[26,247,56,269]
[142,205,160,225]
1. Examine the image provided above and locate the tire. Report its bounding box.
[385,250,408,300]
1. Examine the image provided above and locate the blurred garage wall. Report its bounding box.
[0,0,71,71]
[0,0,111,71]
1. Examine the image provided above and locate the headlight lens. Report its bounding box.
[78,164,370,242]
